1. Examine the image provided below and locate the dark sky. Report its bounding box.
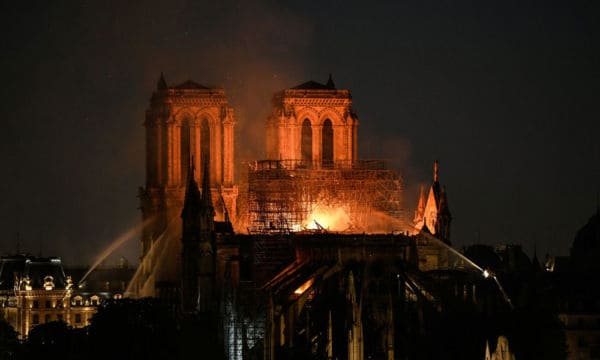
[1,0,599,266]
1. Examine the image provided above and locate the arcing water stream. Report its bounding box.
[78,218,152,287]
[352,210,514,308]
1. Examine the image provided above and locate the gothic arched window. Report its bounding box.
[180,118,191,181]
[301,119,312,166]
[322,119,333,168]
[200,118,211,178]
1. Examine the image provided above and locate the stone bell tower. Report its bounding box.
[266,75,359,168]
[139,73,238,256]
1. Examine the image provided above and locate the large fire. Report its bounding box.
[303,205,351,231]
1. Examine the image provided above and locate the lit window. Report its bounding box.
[75,314,81,324]
[32,300,39,309]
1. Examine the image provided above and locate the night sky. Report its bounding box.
[1,1,599,266]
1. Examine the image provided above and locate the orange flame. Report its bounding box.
[303,205,351,231]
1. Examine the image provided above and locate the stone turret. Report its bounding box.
[180,157,218,314]
[157,72,167,90]
[414,160,452,244]
[414,185,426,224]
[197,157,216,312]
[181,161,202,314]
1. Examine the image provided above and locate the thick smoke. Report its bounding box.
[0,0,316,265]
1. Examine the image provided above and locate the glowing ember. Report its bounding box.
[303,205,351,231]
[294,279,314,295]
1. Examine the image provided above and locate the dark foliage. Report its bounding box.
[22,321,74,360]
[87,298,178,360]
[503,306,567,360]
[0,318,18,360]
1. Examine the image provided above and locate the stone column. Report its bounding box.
[173,125,181,185]
[222,113,235,186]
[346,116,353,163]
[278,121,286,160]
[166,122,175,186]
[145,121,155,186]
[288,115,298,162]
[155,121,163,186]
[313,125,322,168]
[333,122,343,163]
[293,122,301,162]
[212,119,222,184]
[281,118,290,161]
[353,121,359,162]
[194,125,201,183]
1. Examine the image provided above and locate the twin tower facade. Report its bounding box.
[132,74,450,298]
[139,75,359,252]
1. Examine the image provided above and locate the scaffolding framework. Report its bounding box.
[247,160,404,233]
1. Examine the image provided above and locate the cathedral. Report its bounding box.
[127,74,505,360]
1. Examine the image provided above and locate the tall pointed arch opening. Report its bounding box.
[200,118,211,182]
[301,119,312,166]
[322,119,333,168]
[180,118,191,182]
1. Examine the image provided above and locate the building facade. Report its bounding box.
[0,255,134,338]
[0,256,93,338]
[140,74,238,254]
[131,75,238,298]
[126,76,502,360]
[265,76,358,167]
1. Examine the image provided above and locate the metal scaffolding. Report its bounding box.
[246,160,404,233]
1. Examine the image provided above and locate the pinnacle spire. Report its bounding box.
[326,73,335,89]
[220,192,231,224]
[157,72,167,90]
[439,186,450,215]
[200,155,214,218]
[182,157,201,217]
[414,185,426,223]
[433,160,439,183]
[417,185,426,210]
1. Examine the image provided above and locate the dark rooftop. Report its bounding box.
[291,79,336,90]
[0,255,67,290]
[171,80,209,90]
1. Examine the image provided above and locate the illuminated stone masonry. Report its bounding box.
[0,255,131,338]
[252,77,406,234]
[141,74,238,252]
[132,74,238,297]
[266,76,358,167]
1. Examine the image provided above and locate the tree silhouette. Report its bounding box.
[23,321,73,360]
[87,298,178,360]
[0,318,18,360]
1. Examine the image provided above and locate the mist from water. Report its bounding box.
[78,218,151,286]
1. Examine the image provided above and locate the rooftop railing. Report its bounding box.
[248,159,389,171]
